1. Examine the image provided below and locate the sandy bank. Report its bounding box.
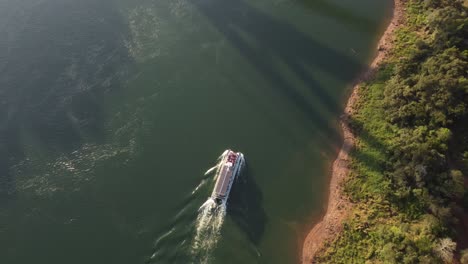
[301,1,405,263]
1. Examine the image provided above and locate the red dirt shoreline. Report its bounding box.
[301,1,405,263]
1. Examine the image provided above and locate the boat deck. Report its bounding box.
[213,163,234,198]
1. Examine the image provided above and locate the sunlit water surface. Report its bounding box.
[0,0,392,263]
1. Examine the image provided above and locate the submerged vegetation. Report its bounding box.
[316,0,468,263]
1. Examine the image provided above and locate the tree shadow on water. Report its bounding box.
[299,0,380,34]
[192,0,367,146]
[228,164,267,245]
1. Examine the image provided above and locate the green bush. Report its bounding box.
[315,0,468,263]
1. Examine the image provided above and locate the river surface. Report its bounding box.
[0,0,392,263]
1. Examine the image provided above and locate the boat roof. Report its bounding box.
[213,154,237,197]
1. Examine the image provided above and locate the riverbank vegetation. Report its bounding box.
[315,0,468,263]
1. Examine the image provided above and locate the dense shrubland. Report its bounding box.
[315,0,468,263]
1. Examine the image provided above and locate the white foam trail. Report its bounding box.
[191,199,226,263]
[150,227,176,260]
[198,198,214,211]
[218,150,228,160]
[192,178,208,195]
[204,164,218,176]
[207,152,226,181]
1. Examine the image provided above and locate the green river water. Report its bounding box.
[0,0,392,263]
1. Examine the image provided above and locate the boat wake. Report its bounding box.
[191,198,226,263]
[191,149,244,263]
[203,149,228,178]
[149,165,225,264]
[149,150,244,264]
